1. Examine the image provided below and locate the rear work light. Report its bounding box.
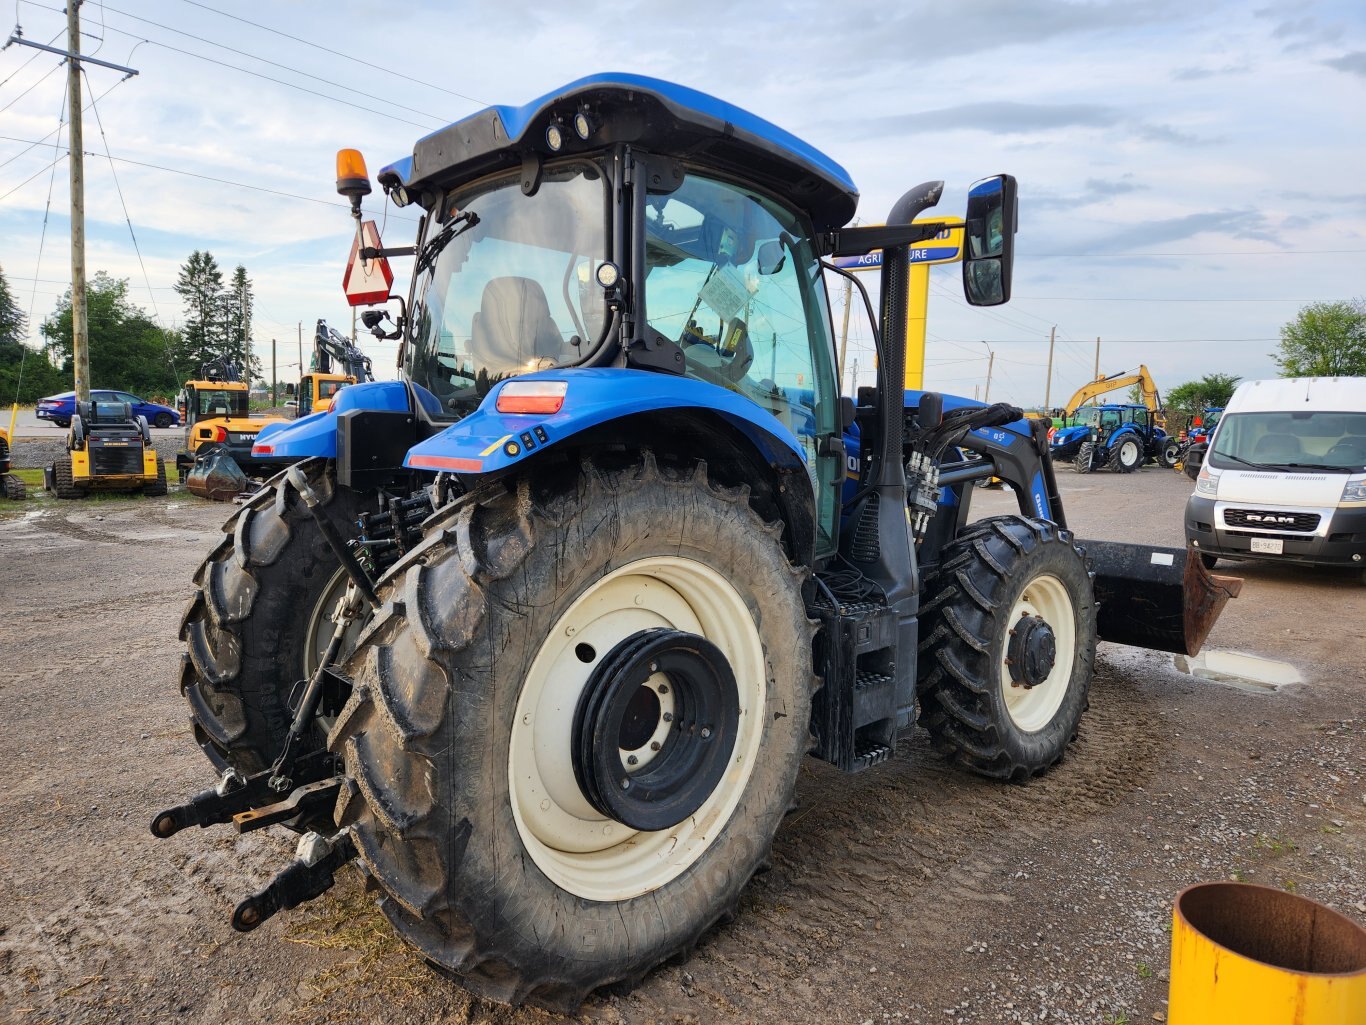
[496,381,567,416]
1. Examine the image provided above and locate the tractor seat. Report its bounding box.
[468,276,565,370]
[1251,433,1302,463]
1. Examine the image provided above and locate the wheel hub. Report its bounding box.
[1007,613,1057,689]
[572,628,739,832]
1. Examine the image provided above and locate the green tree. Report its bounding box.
[1273,300,1366,377]
[41,272,180,396]
[172,249,227,375]
[0,264,67,402]
[224,264,259,381]
[1166,373,1242,415]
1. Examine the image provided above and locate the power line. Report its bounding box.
[22,1,441,130]
[1068,248,1366,257]
[0,55,61,114]
[175,0,487,108]
[1015,295,1342,303]
[0,148,65,202]
[0,72,129,169]
[75,2,448,124]
[940,337,1281,344]
[0,26,63,88]
[82,65,163,331]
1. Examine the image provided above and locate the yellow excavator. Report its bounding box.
[292,320,374,418]
[1056,364,1166,427]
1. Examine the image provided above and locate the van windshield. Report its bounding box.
[1209,411,1366,472]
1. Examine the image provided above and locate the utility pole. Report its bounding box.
[850,357,860,397]
[271,338,278,406]
[66,2,88,401]
[6,7,139,403]
[1094,336,1101,380]
[1043,325,1056,411]
[984,346,996,402]
[837,276,853,382]
[298,321,303,376]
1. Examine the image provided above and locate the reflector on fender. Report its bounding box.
[496,380,567,415]
[253,444,274,456]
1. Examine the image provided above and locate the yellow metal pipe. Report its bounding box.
[1168,882,1366,1024]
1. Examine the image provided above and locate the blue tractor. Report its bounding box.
[1052,403,1178,473]
[152,75,1238,1009]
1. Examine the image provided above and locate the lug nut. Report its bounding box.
[620,778,630,789]
[650,741,661,751]
[662,712,673,722]
[627,754,638,766]
[658,684,669,694]
[700,726,712,739]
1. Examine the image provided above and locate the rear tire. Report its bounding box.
[51,456,82,499]
[153,412,173,428]
[1160,439,1181,469]
[1110,437,1142,473]
[1073,442,1095,474]
[330,453,815,1010]
[917,515,1096,780]
[179,458,365,783]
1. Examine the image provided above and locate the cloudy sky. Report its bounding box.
[2,0,1363,406]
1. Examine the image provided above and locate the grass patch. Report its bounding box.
[284,870,440,1018]
[1254,834,1297,854]
[13,468,45,485]
[1136,962,1153,979]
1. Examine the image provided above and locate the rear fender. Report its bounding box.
[250,381,419,461]
[403,368,816,561]
[404,368,810,476]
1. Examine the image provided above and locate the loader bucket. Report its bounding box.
[186,447,249,502]
[1084,541,1242,656]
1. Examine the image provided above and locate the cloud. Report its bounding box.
[849,101,1121,137]
[1172,63,1251,80]
[1322,50,1366,76]
[1080,209,1286,254]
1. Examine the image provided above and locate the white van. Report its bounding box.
[1185,376,1366,577]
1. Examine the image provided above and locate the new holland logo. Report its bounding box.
[1245,512,1296,524]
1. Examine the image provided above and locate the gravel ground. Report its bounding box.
[0,464,1361,1025]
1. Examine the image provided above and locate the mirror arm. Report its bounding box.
[815,221,950,258]
[360,245,416,259]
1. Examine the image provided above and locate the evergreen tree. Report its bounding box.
[172,250,227,376]
[224,265,259,381]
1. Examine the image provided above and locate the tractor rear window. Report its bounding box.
[1210,411,1366,472]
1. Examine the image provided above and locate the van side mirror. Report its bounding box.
[962,174,1017,306]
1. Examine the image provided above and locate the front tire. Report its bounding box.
[1074,442,1095,474]
[179,458,364,778]
[917,516,1096,780]
[153,412,173,428]
[330,454,815,1009]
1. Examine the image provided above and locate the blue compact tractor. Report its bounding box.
[1052,403,1179,473]
[153,75,1239,1009]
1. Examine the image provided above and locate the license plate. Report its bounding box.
[1250,537,1283,555]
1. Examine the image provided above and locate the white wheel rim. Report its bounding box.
[509,556,766,901]
[999,573,1076,732]
[1121,440,1139,463]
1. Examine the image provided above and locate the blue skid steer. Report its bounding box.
[153,75,1240,1010]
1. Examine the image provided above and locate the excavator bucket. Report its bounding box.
[1085,541,1243,656]
[186,447,249,502]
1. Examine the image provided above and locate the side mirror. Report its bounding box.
[285,383,295,396]
[962,174,1017,306]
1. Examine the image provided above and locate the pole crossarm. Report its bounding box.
[5,34,140,76]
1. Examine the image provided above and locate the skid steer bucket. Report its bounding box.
[185,447,249,502]
[1085,541,1242,656]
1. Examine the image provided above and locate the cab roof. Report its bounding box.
[378,73,859,231]
[186,380,248,390]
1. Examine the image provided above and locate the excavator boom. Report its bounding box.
[1062,364,1164,425]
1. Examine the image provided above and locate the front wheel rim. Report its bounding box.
[509,556,767,902]
[999,573,1077,732]
[1121,440,1139,464]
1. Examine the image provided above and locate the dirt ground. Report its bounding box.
[0,465,1361,1025]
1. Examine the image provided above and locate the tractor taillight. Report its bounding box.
[496,381,567,416]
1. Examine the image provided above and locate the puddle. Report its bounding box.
[1171,650,1302,694]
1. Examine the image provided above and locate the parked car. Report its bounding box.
[37,390,181,428]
